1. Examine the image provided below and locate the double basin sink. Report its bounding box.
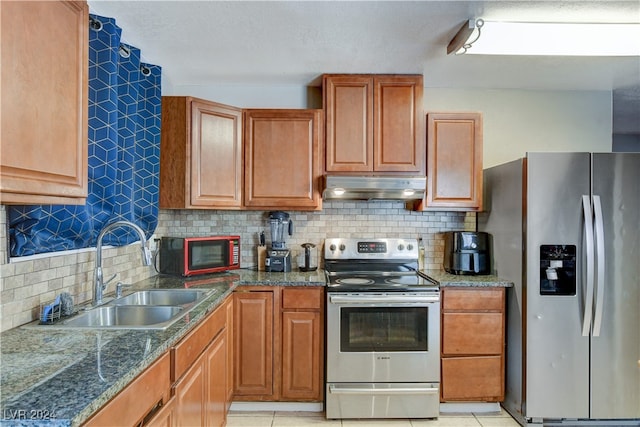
[41,289,214,330]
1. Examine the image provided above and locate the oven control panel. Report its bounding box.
[358,241,387,253]
[325,238,419,260]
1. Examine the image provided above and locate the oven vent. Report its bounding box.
[323,176,426,201]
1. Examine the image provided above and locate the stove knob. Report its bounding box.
[407,244,414,251]
[339,244,346,251]
[398,244,405,251]
[329,244,336,251]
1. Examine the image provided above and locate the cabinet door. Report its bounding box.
[174,352,206,427]
[160,97,242,209]
[234,291,274,397]
[206,332,227,427]
[324,75,373,172]
[281,311,322,400]
[374,76,424,173]
[243,110,322,210]
[190,100,243,207]
[425,112,483,210]
[1,1,88,204]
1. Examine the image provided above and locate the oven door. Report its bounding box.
[326,292,440,383]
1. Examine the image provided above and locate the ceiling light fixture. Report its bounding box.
[448,19,640,56]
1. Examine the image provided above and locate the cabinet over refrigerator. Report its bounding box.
[479,152,639,426]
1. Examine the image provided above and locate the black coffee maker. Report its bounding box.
[443,231,490,275]
[265,211,293,272]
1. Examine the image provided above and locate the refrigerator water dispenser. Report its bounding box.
[539,245,577,295]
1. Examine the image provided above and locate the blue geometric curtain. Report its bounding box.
[9,14,161,256]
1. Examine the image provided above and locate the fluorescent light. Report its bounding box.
[332,188,345,196]
[449,19,640,56]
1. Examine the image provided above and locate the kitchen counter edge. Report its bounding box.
[422,269,513,288]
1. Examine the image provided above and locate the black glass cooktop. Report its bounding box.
[325,271,438,292]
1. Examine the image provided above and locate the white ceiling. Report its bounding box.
[88,0,640,134]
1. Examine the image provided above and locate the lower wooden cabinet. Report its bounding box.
[281,288,323,400]
[172,295,231,427]
[234,286,324,402]
[233,290,274,398]
[440,287,505,402]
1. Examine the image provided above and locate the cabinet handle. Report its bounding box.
[329,385,438,395]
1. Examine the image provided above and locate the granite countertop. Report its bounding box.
[0,269,324,427]
[422,269,513,288]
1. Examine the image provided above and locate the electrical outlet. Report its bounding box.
[148,234,158,252]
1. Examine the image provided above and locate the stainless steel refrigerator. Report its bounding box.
[479,152,640,426]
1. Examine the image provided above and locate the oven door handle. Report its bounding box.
[329,294,439,304]
[329,385,439,395]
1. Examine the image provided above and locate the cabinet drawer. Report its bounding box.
[441,356,503,401]
[282,287,323,310]
[442,312,503,355]
[442,288,504,311]
[172,299,227,381]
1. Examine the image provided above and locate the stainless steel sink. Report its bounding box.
[25,288,217,330]
[62,305,183,329]
[111,289,209,306]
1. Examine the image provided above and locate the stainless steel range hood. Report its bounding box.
[323,176,426,201]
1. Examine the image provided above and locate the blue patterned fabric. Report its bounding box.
[9,15,161,256]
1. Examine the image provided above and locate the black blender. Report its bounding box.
[265,211,293,272]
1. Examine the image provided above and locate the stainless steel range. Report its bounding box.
[324,237,440,419]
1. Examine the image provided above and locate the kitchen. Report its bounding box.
[1,1,639,426]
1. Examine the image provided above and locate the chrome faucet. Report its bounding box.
[94,220,152,306]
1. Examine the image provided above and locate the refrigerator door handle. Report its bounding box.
[592,195,605,337]
[581,195,595,337]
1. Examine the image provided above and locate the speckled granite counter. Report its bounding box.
[0,269,324,427]
[422,269,513,288]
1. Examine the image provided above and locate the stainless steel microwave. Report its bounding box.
[159,236,240,276]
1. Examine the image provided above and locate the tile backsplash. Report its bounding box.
[0,202,474,331]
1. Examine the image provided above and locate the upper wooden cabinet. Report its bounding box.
[412,112,483,211]
[323,74,424,175]
[1,0,88,205]
[243,109,322,210]
[160,97,243,209]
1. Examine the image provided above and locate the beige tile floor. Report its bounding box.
[227,408,521,427]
